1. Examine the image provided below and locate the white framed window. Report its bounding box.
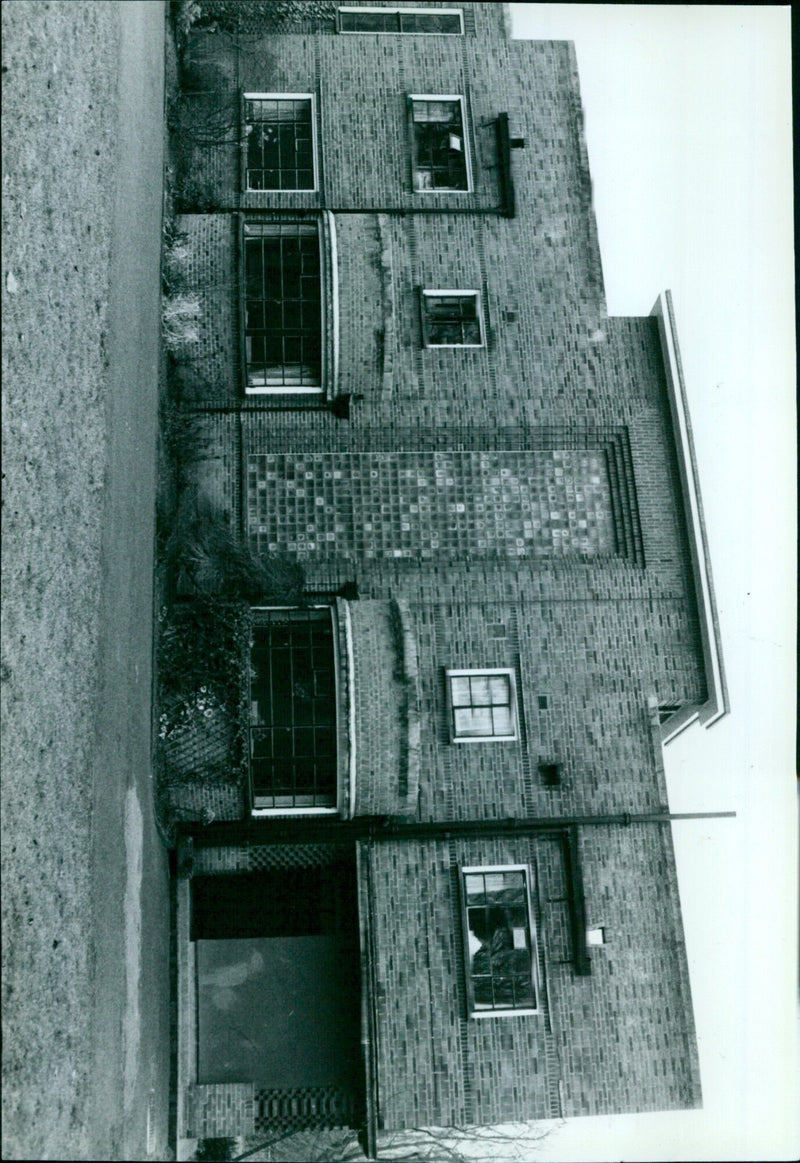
[339,7,463,34]
[460,864,541,1016]
[409,95,471,192]
[421,290,484,347]
[249,607,339,815]
[446,668,518,742]
[244,93,318,192]
[243,222,324,394]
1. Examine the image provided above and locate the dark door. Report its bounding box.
[192,859,364,1129]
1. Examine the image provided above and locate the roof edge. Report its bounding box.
[651,291,729,734]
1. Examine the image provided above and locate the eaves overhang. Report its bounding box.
[652,290,729,741]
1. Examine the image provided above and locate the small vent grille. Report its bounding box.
[539,762,562,788]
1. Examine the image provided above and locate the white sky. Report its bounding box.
[508,5,797,1161]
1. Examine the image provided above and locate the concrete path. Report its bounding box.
[86,3,170,1159]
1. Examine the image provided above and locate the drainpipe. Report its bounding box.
[185,809,736,847]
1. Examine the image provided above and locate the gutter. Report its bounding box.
[357,842,379,1159]
[184,810,736,848]
[652,291,729,737]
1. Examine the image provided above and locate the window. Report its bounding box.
[249,608,338,814]
[421,290,483,347]
[339,7,463,34]
[243,222,323,393]
[409,96,470,191]
[244,94,317,191]
[460,865,540,1015]
[446,669,518,741]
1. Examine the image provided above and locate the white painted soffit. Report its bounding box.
[652,290,729,732]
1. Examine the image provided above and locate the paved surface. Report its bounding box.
[86,5,170,1159]
[1,3,170,1158]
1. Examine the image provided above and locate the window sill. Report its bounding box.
[451,734,519,744]
[468,1007,542,1019]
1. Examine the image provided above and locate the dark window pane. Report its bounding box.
[463,867,537,1012]
[425,296,481,346]
[245,241,264,294]
[412,98,467,189]
[270,730,293,759]
[293,760,318,791]
[245,97,314,190]
[340,10,398,32]
[243,225,322,389]
[249,610,337,809]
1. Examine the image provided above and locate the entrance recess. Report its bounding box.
[192,858,364,1128]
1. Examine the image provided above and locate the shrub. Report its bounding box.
[162,292,202,353]
[157,594,250,788]
[173,0,202,44]
[195,1137,237,1162]
[163,229,192,293]
[192,1,337,33]
[161,489,305,603]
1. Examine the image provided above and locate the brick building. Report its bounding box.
[167,2,727,1152]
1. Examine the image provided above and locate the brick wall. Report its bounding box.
[348,600,418,817]
[184,1082,255,1139]
[170,1,710,1133]
[360,824,701,1131]
[170,215,238,400]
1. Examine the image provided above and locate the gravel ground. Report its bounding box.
[1,3,169,1158]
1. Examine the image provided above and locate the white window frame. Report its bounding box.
[242,220,325,395]
[446,668,519,742]
[459,863,541,1018]
[421,289,485,348]
[248,605,341,818]
[409,94,472,193]
[338,7,464,34]
[243,93,319,194]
